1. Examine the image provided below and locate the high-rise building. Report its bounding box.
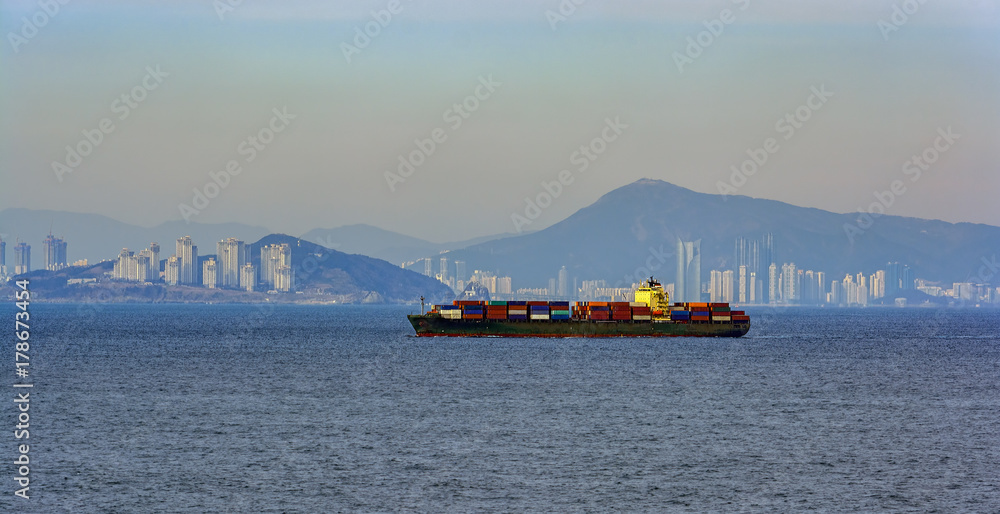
[496,276,512,295]
[14,242,30,275]
[548,278,557,297]
[149,243,160,279]
[176,236,197,284]
[203,258,218,288]
[781,263,798,303]
[260,244,292,288]
[710,270,723,302]
[454,260,466,285]
[43,234,68,271]
[557,266,568,297]
[738,265,748,303]
[217,238,246,288]
[749,271,758,303]
[768,263,779,304]
[760,232,775,303]
[675,239,701,303]
[423,258,432,277]
[722,270,734,303]
[240,264,256,292]
[135,254,151,282]
[165,256,180,285]
[901,265,914,291]
[0,236,5,273]
[275,265,294,292]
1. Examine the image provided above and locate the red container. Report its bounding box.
[691,315,710,321]
[458,300,484,306]
[486,313,507,320]
[709,303,728,308]
[732,315,750,321]
[730,311,745,316]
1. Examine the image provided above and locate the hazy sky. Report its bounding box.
[2,0,998,242]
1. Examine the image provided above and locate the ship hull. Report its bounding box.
[407,315,749,338]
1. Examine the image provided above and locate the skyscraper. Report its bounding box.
[709,270,723,302]
[557,266,568,298]
[217,238,246,288]
[768,263,779,304]
[176,236,196,284]
[240,264,256,292]
[722,270,734,303]
[439,257,449,284]
[423,258,432,277]
[675,239,701,303]
[738,265,747,303]
[275,265,294,292]
[43,234,67,271]
[454,260,466,285]
[149,243,160,279]
[203,258,218,288]
[761,232,775,303]
[260,243,291,287]
[14,242,30,275]
[781,263,798,303]
[165,256,180,285]
[0,236,5,271]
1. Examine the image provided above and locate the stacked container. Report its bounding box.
[508,301,528,320]
[529,304,550,320]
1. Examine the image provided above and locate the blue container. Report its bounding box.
[672,311,690,316]
[438,305,459,310]
[530,306,550,311]
[550,314,570,320]
[508,301,527,306]
[508,314,528,320]
[590,306,610,311]
[550,301,570,307]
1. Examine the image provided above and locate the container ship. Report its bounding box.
[408,278,749,338]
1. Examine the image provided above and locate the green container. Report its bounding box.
[488,301,508,306]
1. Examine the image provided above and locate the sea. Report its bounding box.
[2,303,998,512]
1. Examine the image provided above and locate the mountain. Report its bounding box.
[299,223,515,265]
[0,209,270,268]
[437,179,1000,287]
[246,234,453,302]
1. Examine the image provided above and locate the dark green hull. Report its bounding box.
[408,314,749,338]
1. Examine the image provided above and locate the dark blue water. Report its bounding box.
[2,304,998,512]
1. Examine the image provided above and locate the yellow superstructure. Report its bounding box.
[634,277,670,319]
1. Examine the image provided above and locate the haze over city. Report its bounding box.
[2,0,999,243]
